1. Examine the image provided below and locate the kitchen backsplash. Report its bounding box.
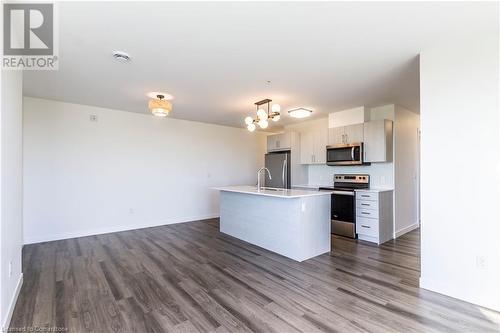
[308,163,394,188]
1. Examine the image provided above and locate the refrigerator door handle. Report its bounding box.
[282,159,286,188]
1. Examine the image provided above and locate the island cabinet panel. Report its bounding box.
[219,190,331,262]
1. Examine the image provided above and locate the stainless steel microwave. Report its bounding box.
[326,143,364,166]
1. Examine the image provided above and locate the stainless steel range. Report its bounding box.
[319,174,370,238]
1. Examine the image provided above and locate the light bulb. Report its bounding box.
[247,123,256,132]
[244,116,254,125]
[257,108,267,120]
[152,108,169,117]
[272,104,281,113]
[272,114,280,122]
[258,119,269,129]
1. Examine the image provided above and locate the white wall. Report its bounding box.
[23,97,266,244]
[0,70,24,329]
[419,22,500,311]
[394,105,420,236]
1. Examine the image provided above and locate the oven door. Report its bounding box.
[326,144,363,166]
[331,190,356,238]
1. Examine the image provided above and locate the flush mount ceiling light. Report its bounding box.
[148,94,172,117]
[112,51,131,62]
[288,107,313,119]
[244,99,281,132]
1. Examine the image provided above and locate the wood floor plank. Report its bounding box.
[9,219,500,332]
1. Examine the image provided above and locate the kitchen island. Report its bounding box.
[216,186,331,261]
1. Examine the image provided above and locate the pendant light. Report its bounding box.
[148,94,172,117]
[244,99,281,131]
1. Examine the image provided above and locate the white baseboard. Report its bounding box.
[2,273,23,330]
[394,222,420,238]
[23,214,219,244]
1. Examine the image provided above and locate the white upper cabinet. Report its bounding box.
[300,131,314,164]
[300,129,327,164]
[344,123,364,143]
[314,128,328,164]
[267,135,276,151]
[328,127,344,145]
[328,123,364,145]
[267,132,292,152]
[363,120,393,162]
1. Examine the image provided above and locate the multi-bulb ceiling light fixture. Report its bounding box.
[244,99,281,132]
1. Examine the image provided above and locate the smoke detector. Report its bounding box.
[112,51,131,62]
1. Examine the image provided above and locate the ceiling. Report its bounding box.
[23,1,496,129]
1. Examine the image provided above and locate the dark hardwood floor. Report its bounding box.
[10,219,500,332]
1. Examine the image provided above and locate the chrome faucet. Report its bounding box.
[257,167,272,190]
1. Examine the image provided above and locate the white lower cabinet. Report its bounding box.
[355,190,393,245]
[356,217,379,237]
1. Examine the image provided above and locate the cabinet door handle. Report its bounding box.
[361,212,370,215]
[361,203,370,206]
[361,195,370,197]
[361,225,370,228]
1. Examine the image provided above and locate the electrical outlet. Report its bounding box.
[475,255,487,270]
[89,114,98,122]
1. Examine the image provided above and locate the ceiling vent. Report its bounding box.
[112,51,131,62]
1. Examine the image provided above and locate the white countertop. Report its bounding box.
[355,188,394,192]
[294,184,394,192]
[292,184,329,190]
[216,185,332,198]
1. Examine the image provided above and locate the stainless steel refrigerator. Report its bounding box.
[264,151,291,189]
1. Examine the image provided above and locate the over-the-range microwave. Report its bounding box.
[326,143,364,166]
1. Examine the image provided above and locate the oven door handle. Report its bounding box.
[332,190,355,196]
